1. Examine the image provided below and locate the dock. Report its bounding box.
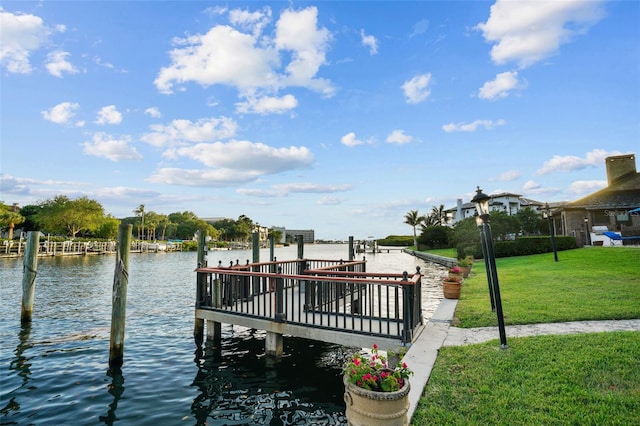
[194,236,425,356]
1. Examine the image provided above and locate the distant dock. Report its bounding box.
[0,240,183,258]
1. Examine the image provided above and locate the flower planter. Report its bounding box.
[448,272,463,281]
[343,376,410,426]
[458,266,471,278]
[443,280,461,299]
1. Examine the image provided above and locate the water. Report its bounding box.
[0,245,447,425]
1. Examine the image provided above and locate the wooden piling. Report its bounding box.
[194,231,207,346]
[21,231,40,324]
[296,235,304,259]
[269,235,275,261]
[109,224,132,370]
[348,236,354,261]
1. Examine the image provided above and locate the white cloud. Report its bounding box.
[41,101,79,124]
[442,119,505,133]
[272,182,351,194]
[410,19,429,38]
[148,140,313,186]
[523,180,540,190]
[341,132,364,147]
[386,130,413,145]
[476,0,605,68]
[229,6,272,36]
[148,167,260,187]
[144,107,162,118]
[169,140,313,173]
[238,183,351,198]
[154,6,334,103]
[567,180,607,195]
[478,71,521,100]
[402,73,432,104]
[317,196,346,205]
[45,50,78,77]
[95,105,123,125]
[360,29,378,55]
[492,170,521,182]
[82,133,142,161]
[0,9,50,74]
[236,94,298,114]
[141,117,238,147]
[536,149,621,175]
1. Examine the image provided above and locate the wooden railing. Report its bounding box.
[196,259,423,343]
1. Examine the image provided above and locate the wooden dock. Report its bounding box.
[195,255,424,355]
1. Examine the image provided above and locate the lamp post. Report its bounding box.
[472,187,507,348]
[544,203,559,262]
[583,216,591,246]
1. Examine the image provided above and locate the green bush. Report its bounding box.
[457,236,576,259]
[377,235,414,246]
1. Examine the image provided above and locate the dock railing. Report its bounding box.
[196,259,423,344]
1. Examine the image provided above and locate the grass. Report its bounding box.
[454,247,640,327]
[412,247,640,425]
[422,248,458,258]
[413,332,640,425]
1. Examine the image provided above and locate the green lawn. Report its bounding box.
[412,247,640,425]
[455,247,640,327]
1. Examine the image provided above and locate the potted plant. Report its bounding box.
[442,275,462,299]
[448,265,464,281]
[456,258,472,278]
[343,344,413,425]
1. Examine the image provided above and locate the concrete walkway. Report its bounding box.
[403,298,640,421]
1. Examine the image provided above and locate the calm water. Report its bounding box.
[0,245,446,425]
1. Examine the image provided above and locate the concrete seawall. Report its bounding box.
[403,249,457,268]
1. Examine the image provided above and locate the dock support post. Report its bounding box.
[252,232,260,297]
[265,331,283,358]
[206,320,221,340]
[194,231,207,346]
[348,236,354,261]
[109,224,132,370]
[296,234,304,259]
[269,235,275,261]
[21,231,40,324]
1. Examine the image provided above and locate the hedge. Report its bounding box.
[456,236,577,259]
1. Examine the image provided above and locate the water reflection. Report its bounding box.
[1,325,33,419]
[99,367,125,425]
[191,328,348,425]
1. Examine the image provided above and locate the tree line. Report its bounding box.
[0,196,276,243]
[403,205,551,250]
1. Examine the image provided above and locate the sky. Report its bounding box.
[1,1,638,240]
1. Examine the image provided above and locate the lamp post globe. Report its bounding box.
[472,186,491,218]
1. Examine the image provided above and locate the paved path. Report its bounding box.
[403,298,640,421]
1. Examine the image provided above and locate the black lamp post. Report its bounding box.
[472,187,507,348]
[544,203,559,262]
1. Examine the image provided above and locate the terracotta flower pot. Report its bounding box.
[443,280,461,299]
[343,376,410,426]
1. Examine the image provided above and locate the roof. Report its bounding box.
[563,172,640,210]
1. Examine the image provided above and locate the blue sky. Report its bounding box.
[1,1,638,240]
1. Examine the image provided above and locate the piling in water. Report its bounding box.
[109,224,132,370]
[21,232,40,324]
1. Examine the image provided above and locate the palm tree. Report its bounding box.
[430,204,448,226]
[0,205,25,240]
[404,210,425,249]
[134,204,145,240]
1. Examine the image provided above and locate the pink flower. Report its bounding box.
[373,344,378,350]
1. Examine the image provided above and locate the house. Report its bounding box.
[552,153,640,246]
[446,193,544,225]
